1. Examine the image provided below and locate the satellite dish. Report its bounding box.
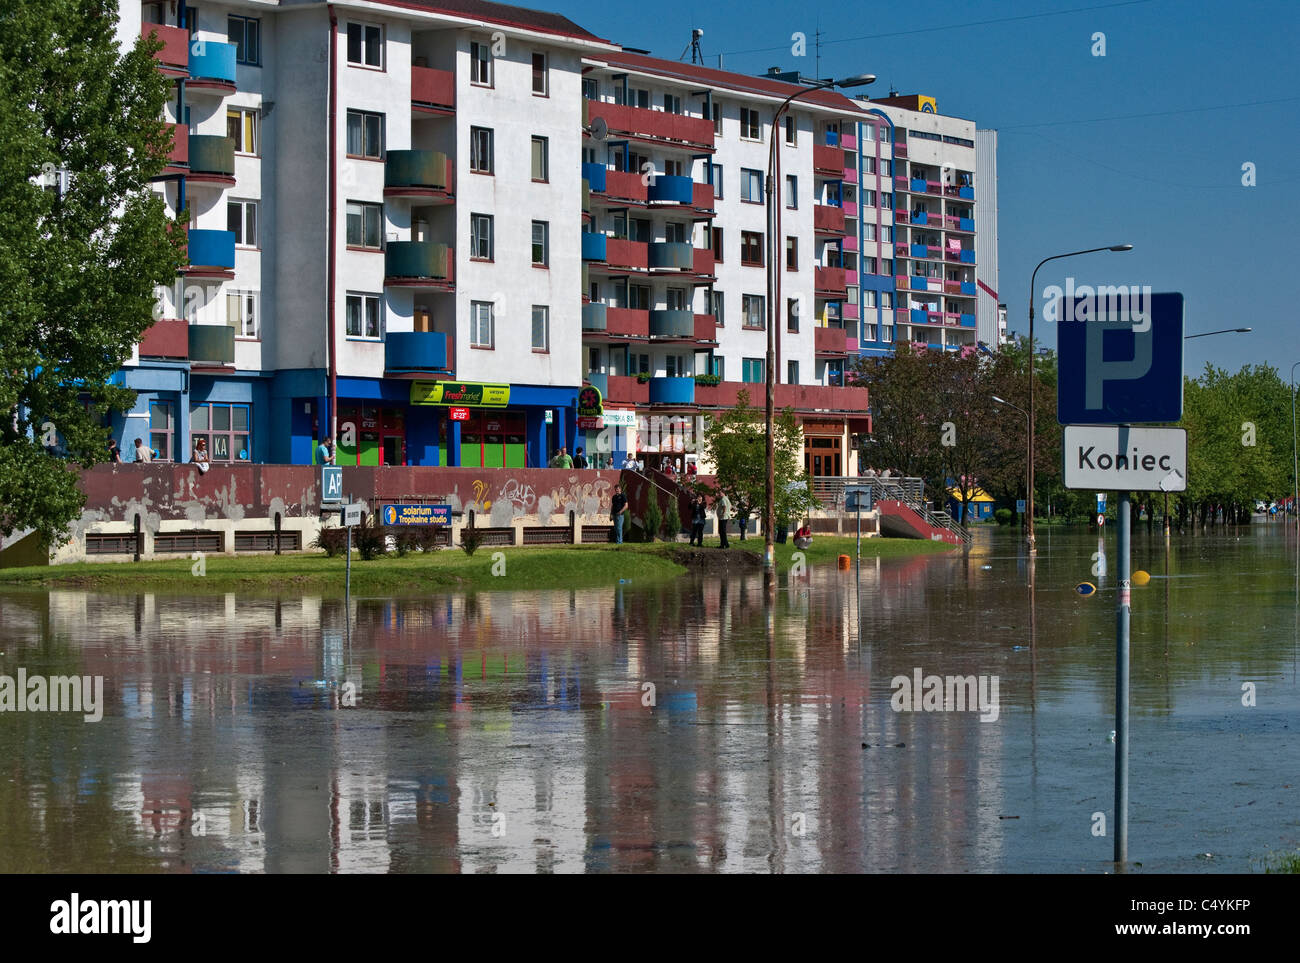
[590,116,608,142]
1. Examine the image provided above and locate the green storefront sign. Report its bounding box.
[410,381,511,407]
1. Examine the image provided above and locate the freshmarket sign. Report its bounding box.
[410,381,510,407]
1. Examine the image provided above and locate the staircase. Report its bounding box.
[823,476,972,547]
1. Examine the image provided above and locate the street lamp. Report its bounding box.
[1185,327,1252,339]
[1026,244,1132,553]
[762,72,875,571]
[992,395,1030,528]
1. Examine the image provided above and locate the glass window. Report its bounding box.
[531,52,547,95]
[228,15,261,66]
[346,22,383,68]
[787,297,799,332]
[531,136,548,181]
[785,175,797,208]
[470,127,493,173]
[226,108,257,154]
[470,41,492,85]
[742,358,764,383]
[742,294,765,329]
[741,231,763,265]
[739,107,760,139]
[227,199,257,247]
[149,401,173,461]
[709,163,722,197]
[785,115,796,145]
[711,103,721,134]
[226,289,258,338]
[471,300,494,347]
[346,110,384,158]
[346,202,382,249]
[711,290,724,325]
[531,305,549,351]
[470,213,493,259]
[741,168,762,202]
[345,293,382,339]
[531,220,548,266]
[785,236,797,271]
[787,360,798,383]
[190,403,251,462]
[711,226,723,263]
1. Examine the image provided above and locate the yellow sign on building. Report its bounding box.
[409,381,511,407]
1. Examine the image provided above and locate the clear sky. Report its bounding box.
[554,0,1299,378]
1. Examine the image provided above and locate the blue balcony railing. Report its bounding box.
[582,232,607,261]
[187,229,235,268]
[386,331,449,372]
[910,244,928,258]
[648,174,693,204]
[910,178,928,193]
[582,302,607,331]
[649,309,693,338]
[960,313,976,327]
[959,217,975,232]
[188,40,237,84]
[910,309,929,325]
[581,161,607,193]
[960,250,975,264]
[648,241,693,269]
[958,186,974,200]
[911,277,928,291]
[961,281,976,296]
[648,376,695,405]
[585,372,608,396]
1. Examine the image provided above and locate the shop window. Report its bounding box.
[149,400,174,461]
[191,403,251,462]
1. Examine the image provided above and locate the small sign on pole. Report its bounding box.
[342,503,362,527]
[1015,499,1026,514]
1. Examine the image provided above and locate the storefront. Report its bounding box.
[336,405,406,466]
[452,410,528,467]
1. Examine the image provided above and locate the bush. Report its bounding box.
[391,528,420,557]
[414,526,444,552]
[460,526,484,557]
[994,508,1013,526]
[693,373,721,386]
[643,495,662,542]
[312,526,347,557]
[663,497,681,541]
[353,512,387,560]
[635,371,652,383]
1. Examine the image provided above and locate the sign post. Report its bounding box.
[1057,290,1185,866]
[341,498,362,600]
[844,486,872,558]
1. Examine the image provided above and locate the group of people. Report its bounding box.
[106,437,212,473]
[549,446,597,469]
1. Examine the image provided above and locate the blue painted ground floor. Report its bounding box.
[110,365,623,469]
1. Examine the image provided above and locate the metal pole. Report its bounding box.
[1291,361,1299,535]
[856,494,861,558]
[345,493,352,602]
[1115,489,1131,864]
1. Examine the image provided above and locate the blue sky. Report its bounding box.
[557,0,1299,378]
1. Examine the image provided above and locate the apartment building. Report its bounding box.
[113,0,874,475]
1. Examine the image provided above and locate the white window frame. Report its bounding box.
[531,220,549,266]
[739,107,760,140]
[226,289,258,338]
[346,21,384,69]
[741,168,762,203]
[226,107,258,155]
[470,213,493,260]
[470,40,493,86]
[531,305,549,351]
[470,126,493,174]
[227,198,257,248]
[471,300,494,347]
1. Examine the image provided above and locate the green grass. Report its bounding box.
[0,535,953,594]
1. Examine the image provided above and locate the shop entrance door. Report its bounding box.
[804,435,842,477]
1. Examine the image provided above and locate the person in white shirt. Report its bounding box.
[133,438,152,464]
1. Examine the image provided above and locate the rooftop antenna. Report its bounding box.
[814,21,822,79]
[680,28,705,64]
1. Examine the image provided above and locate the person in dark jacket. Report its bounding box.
[690,495,707,546]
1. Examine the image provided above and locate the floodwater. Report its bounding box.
[1,527,1296,873]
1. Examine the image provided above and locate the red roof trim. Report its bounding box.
[365,0,614,45]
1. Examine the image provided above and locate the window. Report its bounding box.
[882,159,893,176]
[711,356,725,379]
[739,107,760,140]
[863,223,876,241]
[345,202,382,249]
[741,168,763,203]
[663,93,681,114]
[882,192,893,209]
[582,78,598,100]
[226,289,258,338]
[883,258,894,275]
[865,323,878,341]
[470,126,493,173]
[862,124,875,142]
[742,358,764,383]
[785,236,798,271]
[226,108,257,154]
[709,163,723,197]
[345,293,382,339]
[664,221,687,243]
[862,289,876,308]
[227,199,257,247]
[471,300,494,347]
[531,52,548,95]
[711,290,724,325]
[787,360,799,384]
[346,22,383,68]
[191,403,251,463]
[710,226,724,263]
[742,294,765,329]
[149,401,174,462]
[531,221,549,266]
[787,297,799,332]
[863,156,876,175]
[883,325,894,343]
[665,159,683,177]
[228,15,261,66]
[740,231,763,266]
[882,226,894,243]
[346,110,384,158]
[864,256,878,274]
[862,189,876,207]
[531,305,549,351]
[628,284,650,310]
[531,136,548,181]
[882,292,894,309]
[711,103,721,134]
[665,354,687,377]
[470,40,492,85]
[470,213,493,260]
[785,115,796,145]
[665,287,687,310]
[785,174,797,209]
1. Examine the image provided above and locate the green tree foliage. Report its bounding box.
[701,390,817,535]
[0,0,185,545]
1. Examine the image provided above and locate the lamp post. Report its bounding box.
[1184,327,1252,339]
[992,395,1030,530]
[762,72,875,570]
[1026,244,1133,553]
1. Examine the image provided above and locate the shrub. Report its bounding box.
[414,526,444,552]
[994,508,1013,526]
[643,495,662,542]
[635,371,652,383]
[391,528,422,557]
[460,526,484,557]
[663,497,681,541]
[353,512,387,560]
[692,373,721,386]
[312,526,347,557]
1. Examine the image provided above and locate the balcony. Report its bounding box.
[813,144,841,175]
[411,65,455,113]
[894,142,908,158]
[842,302,859,321]
[384,150,453,201]
[603,169,647,203]
[584,372,608,397]
[581,232,607,261]
[649,309,694,339]
[960,250,975,264]
[648,376,695,405]
[911,276,928,291]
[604,238,647,271]
[960,313,976,327]
[141,24,189,77]
[842,166,858,185]
[693,313,718,342]
[582,302,607,331]
[187,41,237,94]
[692,182,715,212]
[910,178,928,193]
[162,124,188,172]
[910,309,929,325]
[815,266,847,296]
[648,241,693,270]
[606,308,649,338]
[841,132,857,150]
[139,318,189,359]
[694,380,870,413]
[944,185,975,200]
[188,324,235,364]
[186,135,235,187]
[692,247,715,279]
[605,375,649,404]
[815,326,848,355]
[910,243,928,258]
[961,281,976,296]
[582,161,607,193]
[648,175,694,204]
[185,229,235,276]
[896,276,909,291]
[944,280,961,293]
[813,205,846,235]
[584,100,714,150]
[843,234,858,253]
[957,217,975,232]
[383,242,454,289]
[386,331,450,373]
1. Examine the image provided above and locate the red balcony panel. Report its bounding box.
[167,123,188,166]
[693,313,717,341]
[815,326,848,354]
[606,308,649,337]
[692,247,715,278]
[587,102,714,148]
[813,144,841,174]
[139,318,189,360]
[605,375,650,404]
[813,205,846,234]
[815,266,847,295]
[894,143,908,158]
[604,239,648,270]
[141,24,189,75]
[603,169,647,202]
[411,65,455,110]
[692,181,715,212]
[694,380,869,413]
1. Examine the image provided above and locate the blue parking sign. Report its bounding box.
[321,466,343,502]
[1057,291,1183,424]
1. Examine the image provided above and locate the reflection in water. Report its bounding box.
[0,529,1297,873]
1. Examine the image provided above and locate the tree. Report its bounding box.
[0,0,185,546]
[851,343,942,483]
[701,390,817,537]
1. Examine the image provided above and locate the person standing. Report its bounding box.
[610,483,629,545]
[574,447,588,469]
[107,439,121,464]
[318,435,336,465]
[715,492,732,548]
[133,438,152,463]
[691,495,707,547]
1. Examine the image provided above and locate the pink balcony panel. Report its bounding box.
[841,132,856,150]
[842,200,858,217]
[842,167,858,184]
[842,302,859,321]
[843,234,858,252]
